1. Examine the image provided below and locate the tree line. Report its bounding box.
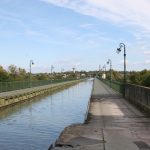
[128,70,150,87]
[0,65,88,82]
[98,69,150,87]
[0,65,28,81]
[0,65,149,87]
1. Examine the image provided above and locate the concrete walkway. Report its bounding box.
[52,78,150,150]
[0,80,78,98]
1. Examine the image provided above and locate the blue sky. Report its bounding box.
[0,0,150,73]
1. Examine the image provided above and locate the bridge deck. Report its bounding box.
[53,78,150,150]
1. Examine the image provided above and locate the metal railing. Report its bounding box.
[97,77,125,95]
[97,77,150,113]
[0,78,77,93]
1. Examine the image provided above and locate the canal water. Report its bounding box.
[0,79,93,150]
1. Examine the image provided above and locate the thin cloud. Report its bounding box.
[119,59,129,65]
[0,9,28,29]
[41,0,150,33]
[144,51,150,55]
[79,23,95,29]
[25,30,48,38]
[144,60,150,64]
[55,59,81,68]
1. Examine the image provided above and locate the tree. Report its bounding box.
[129,71,141,84]
[8,65,18,80]
[142,75,150,87]
[129,70,150,87]
[17,68,27,80]
[141,71,150,87]
[112,70,123,81]
[0,66,9,81]
[35,73,50,80]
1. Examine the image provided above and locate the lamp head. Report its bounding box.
[30,60,34,65]
[107,61,109,64]
[116,48,121,54]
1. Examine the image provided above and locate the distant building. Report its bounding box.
[81,73,86,77]
[62,74,67,79]
[102,73,106,79]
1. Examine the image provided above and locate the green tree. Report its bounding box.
[8,65,18,80]
[129,71,141,84]
[141,70,150,87]
[142,76,150,87]
[112,70,123,81]
[17,68,27,80]
[35,73,50,80]
[0,66,9,81]
[129,70,150,87]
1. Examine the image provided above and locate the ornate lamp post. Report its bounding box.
[51,65,54,74]
[72,67,75,73]
[107,59,112,87]
[116,43,126,96]
[51,65,54,82]
[29,60,34,88]
[116,43,126,84]
[102,65,106,79]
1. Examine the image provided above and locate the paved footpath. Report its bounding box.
[52,78,150,150]
[0,80,78,98]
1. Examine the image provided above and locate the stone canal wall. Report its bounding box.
[0,80,81,109]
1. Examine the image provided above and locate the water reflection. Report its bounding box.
[0,79,93,150]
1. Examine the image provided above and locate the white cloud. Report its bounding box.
[131,62,141,66]
[30,65,51,73]
[41,0,150,33]
[144,51,150,55]
[25,30,47,37]
[76,32,116,46]
[120,59,129,65]
[0,9,28,29]
[55,59,81,68]
[144,60,150,64]
[79,23,95,29]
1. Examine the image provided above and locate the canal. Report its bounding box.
[0,79,93,150]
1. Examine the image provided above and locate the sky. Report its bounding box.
[0,0,150,73]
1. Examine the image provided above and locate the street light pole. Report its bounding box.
[99,65,101,72]
[51,65,54,82]
[61,68,64,73]
[51,65,54,74]
[98,65,101,78]
[72,67,75,73]
[102,65,106,79]
[103,65,106,73]
[107,59,112,88]
[29,60,34,88]
[116,43,126,83]
[116,43,126,96]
